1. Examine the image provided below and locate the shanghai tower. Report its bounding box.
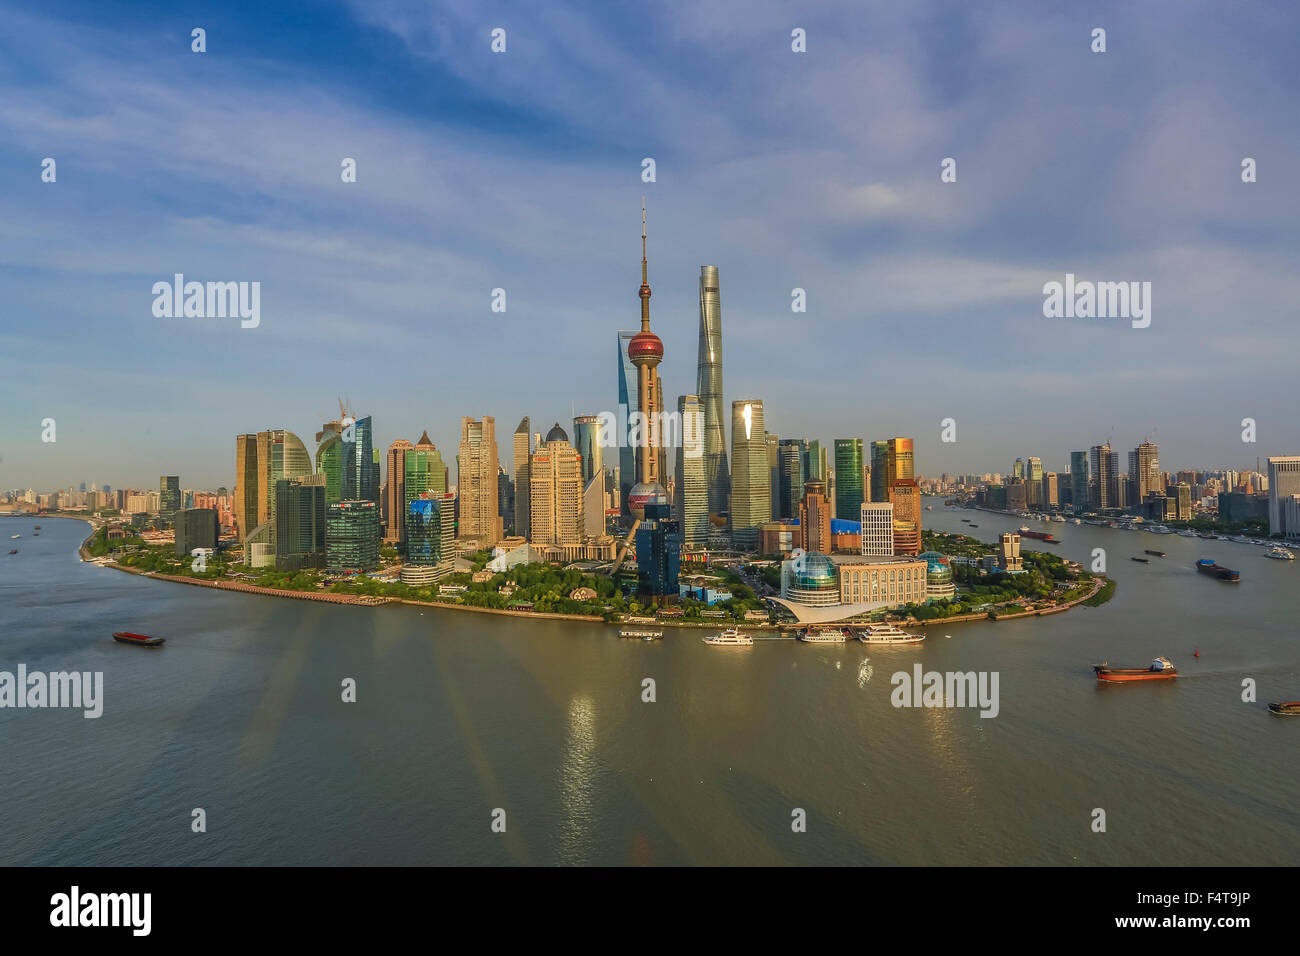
[696,265,729,520]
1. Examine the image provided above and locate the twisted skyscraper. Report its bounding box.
[696,265,729,521]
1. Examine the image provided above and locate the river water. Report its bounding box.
[0,508,1296,865]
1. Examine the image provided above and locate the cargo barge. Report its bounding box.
[1195,559,1240,582]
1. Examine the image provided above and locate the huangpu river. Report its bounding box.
[1,508,1297,865]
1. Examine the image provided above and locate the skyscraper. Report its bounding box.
[513,417,531,541]
[798,480,832,554]
[777,439,806,521]
[458,416,502,544]
[315,423,343,504]
[766,433,781,520]
[625,201,669,522]
[235,434,258,539]
[529,424,584,547]
[675,394,708,551]
[616,331,638,521]
[1090,443,1118,511]
[889,478,922,555]
[1070,451,1089,513]
[1267,457,1300,538]
[159,476,180,522]
[870,440,889,502]
[326,499,380,574]
[730,399,769,551]
[275,476,326,571]
[384,439,414,543]
[573,415,605,488]
[834,439,864,520]
[806,440,826,482]
[175,507,217,558]
[341,415,378,504]
[1026,457,1043,508]
[860,501,895,556]
[1130,441,1160,505]
[696,265,729,522]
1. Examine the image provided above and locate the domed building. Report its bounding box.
[544,422,569,444]
[918,550,956,599]
[785,551,840,607]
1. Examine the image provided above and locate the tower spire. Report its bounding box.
[638,197,651,331]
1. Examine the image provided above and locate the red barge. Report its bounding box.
[1094,657,1176,682]
[112,631,165,647]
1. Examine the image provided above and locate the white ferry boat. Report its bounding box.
[800,626,848,643]
[9,534,19,539]
[857,623,925,645]
[1264,546,1295,561]
[703,627,753,646]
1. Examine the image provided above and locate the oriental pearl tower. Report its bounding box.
[626,199,669,521]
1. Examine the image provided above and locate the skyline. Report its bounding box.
[4,1,1300,489]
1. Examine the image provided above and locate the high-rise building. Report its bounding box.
[404,496,449,573]
[235,434,259,539]
[275,476,326,571]
[675,394,708,551]
[1026,457,1043,508]
[730,399,770,551]
[175,507,217,558]
[513,417,532,540]
[998,532,1023,572]
[529,424,584,547]
[1070,451,1089,513]
[625,202,670,523]
[384,439,414,543]
[860,502,894,556]
[573,415,605,488]
[404,431,447,514]
[777,439,806,521]
[338,415,379,504]
[1130,441,1160,505]
[636,501,680,599]
[766,434,781,520]
[1267,457,1300,538]
[889,478,922,555]
[696,265,729,523]
[326,499,380,574]
[159,476,180,522]
[806,440,826,482]
[1044,472,1060,509]
[1175,482,1192,521]
[834,439,864,520]
[315,420,344,504]
[798,480,833,554]
[870,440,889,502]
[457,416,502,544]
[1089,443,1118,511]
[616,331,639,521]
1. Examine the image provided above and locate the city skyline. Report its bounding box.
[5,3,1300,489]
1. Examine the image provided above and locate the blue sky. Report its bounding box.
[2,0,1298,490]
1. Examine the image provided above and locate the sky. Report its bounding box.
[2,0,1298,491]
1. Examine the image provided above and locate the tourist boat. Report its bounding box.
[1267,702,1300,716]
[1196,559,1240,582]
[857,623,925,645]
[1019,525,1030,532]
[1144,549,1165,557]
[112,631,166,647]
[800,626,848,643]
[1094,657,1176,682]
[620,629,663,639]
[1264,546,1295,561]
[703,627,753,646]
[9,534,19,539]
[1131,557,1149,563]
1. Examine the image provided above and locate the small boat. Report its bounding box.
[620,629,663,640]
[969,524,979,528]
[857,623,925,645]
[1131,557,1149,563]
[112,631,166,647]
[34,525,40,530]
[1264,546,1295,561]
[7,549,16,555]
[800,626,848,643]
[9,534,19,539]
[1094,657,1176,682]
[703,627,752,646]
[1144,549,1165,557]
[1267,702,1300,716]
[1196,559,1240,582]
